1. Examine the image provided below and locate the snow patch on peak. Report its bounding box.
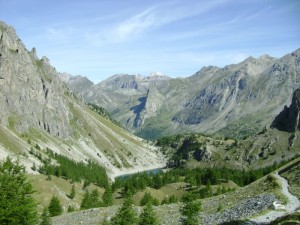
[149,71,165,77]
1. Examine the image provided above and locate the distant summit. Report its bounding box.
[148,71,166,77]
[67,48,300,139]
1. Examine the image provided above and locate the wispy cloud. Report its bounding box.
[113,6,157,41]
[245,5,272,21]
[84,0,228,46]
[45,27,74,42]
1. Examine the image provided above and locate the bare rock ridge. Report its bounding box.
[0,21,71,138]
[272,88,300,132]
[65,47,300,139]
[0,21,165,178]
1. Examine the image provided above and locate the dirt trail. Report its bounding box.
[251,173,300,223]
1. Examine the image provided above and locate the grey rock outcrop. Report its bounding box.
[0,21,71,137]
[272,88,300,132]
[201,194,277,225]
[59,73,94,94]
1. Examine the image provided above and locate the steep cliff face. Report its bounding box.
[68,48,300,139]
[272,88,300,132]
[0,22,71,137]
[127,85,165,128]
[0,21,165,178]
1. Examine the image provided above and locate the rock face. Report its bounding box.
[59,73,94,94]
[67,49,300,139]
[272,88,300,132]
[0,22,71,137]
[0,21,165,178]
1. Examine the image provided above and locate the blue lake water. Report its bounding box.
[116,168,163,180]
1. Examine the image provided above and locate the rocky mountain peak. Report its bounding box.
[146,72,170,80]
[0,21,165,178]
[193,65,220,77]
[149,71,164,76]
[0,21,71,138]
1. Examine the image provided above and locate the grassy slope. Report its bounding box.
[0,92,164,180]
[50,162,292,225]
[160,129,300,171]
[29,174,104,212]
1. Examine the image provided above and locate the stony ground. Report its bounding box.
[250,173,300,224]
[201,194,277,224]
[51,194,280,225]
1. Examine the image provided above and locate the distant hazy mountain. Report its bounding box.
[0,21,165,179]
[64,49,300,139]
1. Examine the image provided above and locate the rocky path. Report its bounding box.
[251,173,300,224]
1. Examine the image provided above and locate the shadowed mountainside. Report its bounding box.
[272,88,300,132]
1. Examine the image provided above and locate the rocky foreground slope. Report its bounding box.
[64,49,300,139]
[0,21,165,179]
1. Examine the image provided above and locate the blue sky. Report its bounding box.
[0,0,299,83]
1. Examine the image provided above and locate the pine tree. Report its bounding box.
[81,189,103,209]
[168,195,178,204]
[206,179,213,197]
[69,185,75,199]
[140,192,159,206]
[0,157,38,225]
[140,192,152,206]
[103,186,113,206]
[153,174,163,189]
[48,196,63,217]
[40,207,51,225]
[80,190,91,210]
[181,193,201,225]
[138,203,160,225]
[110,195,138,225]
[90,189,102,208]
[161,197,168,205]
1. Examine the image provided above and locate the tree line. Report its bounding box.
[112,161,281,198]
[39,148,109,188]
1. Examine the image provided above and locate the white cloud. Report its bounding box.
[45,27,74,42]
[245,6,272,21]
[113,6,157,41]
[84,0,228,46]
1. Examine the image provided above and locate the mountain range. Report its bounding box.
[0,21,165,179]
[62,49,300,139]
[1,18,299,177]
[1,20,300,224]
